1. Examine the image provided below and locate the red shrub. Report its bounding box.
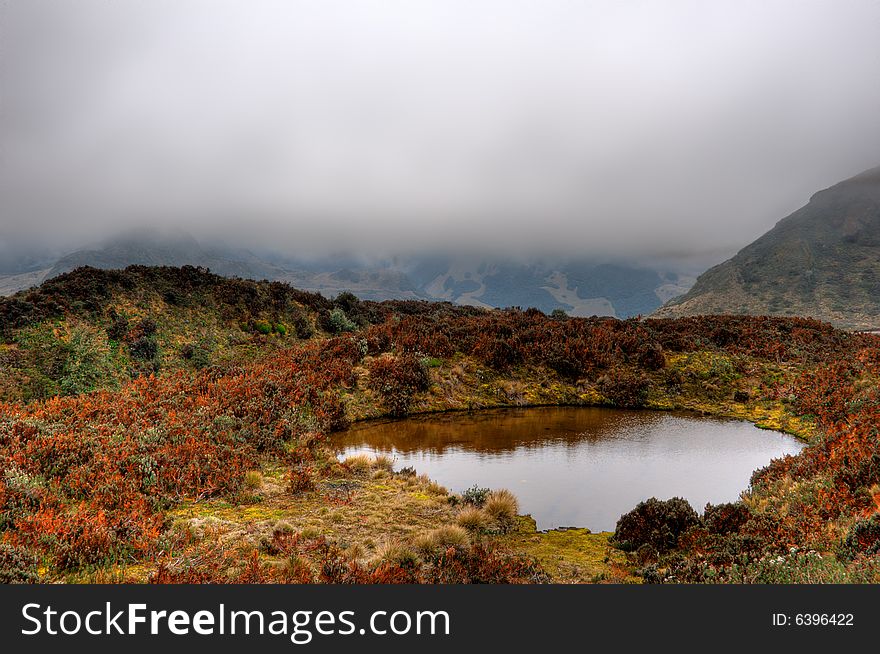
[367,354,431,416]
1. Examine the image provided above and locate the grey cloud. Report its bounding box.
[2,0,880,258]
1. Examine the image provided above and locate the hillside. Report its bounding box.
[0,232,694,318]
[47,231,292,282]
[3,265,880,584]
[656,165,880,330]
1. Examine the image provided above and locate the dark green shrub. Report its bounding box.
[839,515,880,561]
[128,318,159,360]
[325,308,357,334]
[254,321,272,335]
[59,325,115,396]
[613,497,700,553]
[180,342,212,369]
[106,310,129,342]
[333,291,358,308]
[129,336,158,360]
[0,544,39,584]
[138,318,157,337]
[162,288,181,305]
[461,484,490,507]
[291,312,314,339]
[273,323,287,336]
[638,562,664,584]
[702,502,751,536]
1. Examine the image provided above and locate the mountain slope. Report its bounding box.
[656,165,880,330]
[0,231,696,318]
[47,230,291,281]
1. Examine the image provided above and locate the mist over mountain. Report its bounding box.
[0,230,696,318]
[3,2,880,264]
[656,165,880,330]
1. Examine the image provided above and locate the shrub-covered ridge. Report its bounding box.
[1,265,880,583]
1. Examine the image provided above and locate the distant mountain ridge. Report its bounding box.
[0,230,696,318]
[47,230,290,281]
[655,165,880,330]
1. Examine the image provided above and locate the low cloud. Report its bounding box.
[2,0,880,259]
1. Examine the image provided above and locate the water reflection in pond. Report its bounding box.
[335,407,805,531]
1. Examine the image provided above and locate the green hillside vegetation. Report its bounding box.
[657,165,880,330]
[0,265,324,402]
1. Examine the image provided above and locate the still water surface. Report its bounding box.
[335,407,805,531]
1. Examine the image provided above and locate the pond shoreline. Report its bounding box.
[335,405,805,533]
[340,398,815,442]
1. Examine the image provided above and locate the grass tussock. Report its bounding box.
[372,453,395,472]
[456,506,491,532]
[417,474,447,495]
[484,489,519,521]
[343,453,374,474]
[411,525,471,557]
[243,470,264,490]
[371,538,418,567]
[344,453,395,476]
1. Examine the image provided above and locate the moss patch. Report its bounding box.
[498,516,638,583]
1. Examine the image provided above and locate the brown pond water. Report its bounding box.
[334,407,806,531]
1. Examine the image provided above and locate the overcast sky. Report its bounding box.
[2,0,880,260]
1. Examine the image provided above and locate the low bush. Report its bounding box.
[596,369,650,408]
[839,515,880,561]
[367,354,430,416]
[128,318,159,361]
[637,343,666,371]
[106,310,129,342]
[291,312,314,339]
[324,308,357,335]
[254,321,272,335]
[702,502,751,536]
[0,543,39,584]
[613,497,700,553]
[461,484,490,507]
[288,465,316,494]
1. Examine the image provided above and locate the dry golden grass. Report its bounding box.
[417,474,447,495]
[343,453,374,474]
[243,470,264,490]
[429,525,471,549]
[344,453,397,476]
[411,531,442,557]
[372,453,395,472]
[159,461,458,583]
[372,538,418,567]
[456,506,491,532]
[484,489,519,527]
[411,525,470,557]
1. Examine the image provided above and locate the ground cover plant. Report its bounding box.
[1,265,880,583]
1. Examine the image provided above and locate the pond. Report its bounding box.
[334,407,806,531]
